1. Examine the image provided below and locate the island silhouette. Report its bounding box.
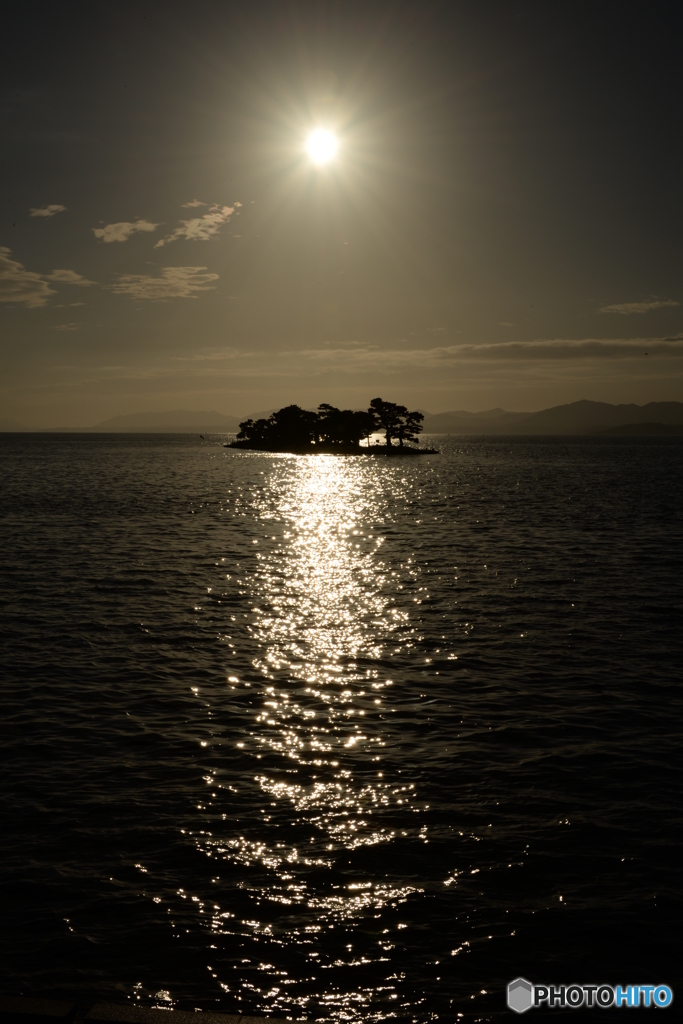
[227,398,438,455]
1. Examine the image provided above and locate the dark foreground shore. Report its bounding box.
[225,441,439,455]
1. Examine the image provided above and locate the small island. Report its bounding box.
[225,398,439,455]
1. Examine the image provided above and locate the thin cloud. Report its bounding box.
[0,248,56,307]
[451,338,683,360]
[55,323,81,331]
[181,200,207,208]
[0,248,96,307]
[46,269,95,285]
[296,337,683,370]
[154,205,236,247]
[93,220,159,243]
[30,204,67,218]
[110,266,219,300]
[598,299,679,315]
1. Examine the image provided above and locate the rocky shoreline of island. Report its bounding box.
[226,439,439,455]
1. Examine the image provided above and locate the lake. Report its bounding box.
[1,433,681,1021]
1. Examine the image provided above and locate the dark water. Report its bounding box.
[1,434,681,1021]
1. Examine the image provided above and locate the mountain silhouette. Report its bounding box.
[423,401,683,435]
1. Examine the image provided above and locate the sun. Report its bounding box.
[306,129,338,166]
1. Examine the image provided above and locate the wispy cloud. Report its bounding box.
[46,269,95,285]
[598,299,679,315]
[30,204,67,218]
[152,336,683,381]
[93,220,159,243]
[154,204,240,247]
[109,266,219,300]
[55,323,81,331]
[31,337,683,398]
[294,337,683,371]
[0,248,95,307]
[0,248,56,307]
[181,200,207,208]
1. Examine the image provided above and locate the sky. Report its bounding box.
[1,0,682,427]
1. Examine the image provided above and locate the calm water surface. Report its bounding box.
[1,434,681,1021]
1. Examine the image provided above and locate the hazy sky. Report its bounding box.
[1,1,681,426]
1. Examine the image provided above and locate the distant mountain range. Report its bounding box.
[422,400,683,434]
[423,408,527,433]
[84,409,243,432]
[597,422,683,436]
[2,400,683,434]
[29,409,244,433]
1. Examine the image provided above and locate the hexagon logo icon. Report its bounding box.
[507,978,534,1013]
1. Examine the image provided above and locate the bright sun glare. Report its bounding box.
[306,129,338,165]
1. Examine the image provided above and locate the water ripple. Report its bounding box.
[0,434,681,1021]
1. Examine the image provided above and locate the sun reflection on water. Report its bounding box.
[248,457,415,848]
[192,455,425,1017]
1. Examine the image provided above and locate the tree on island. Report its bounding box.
[396,409,424,447]
[269,404,320,446]
[369,398,424,447]
[236,398,424,450]
[317,404,377,447]
[237,405,318,448]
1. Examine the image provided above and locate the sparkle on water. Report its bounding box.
[194,456,422,1017]
[306,129,338,165]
